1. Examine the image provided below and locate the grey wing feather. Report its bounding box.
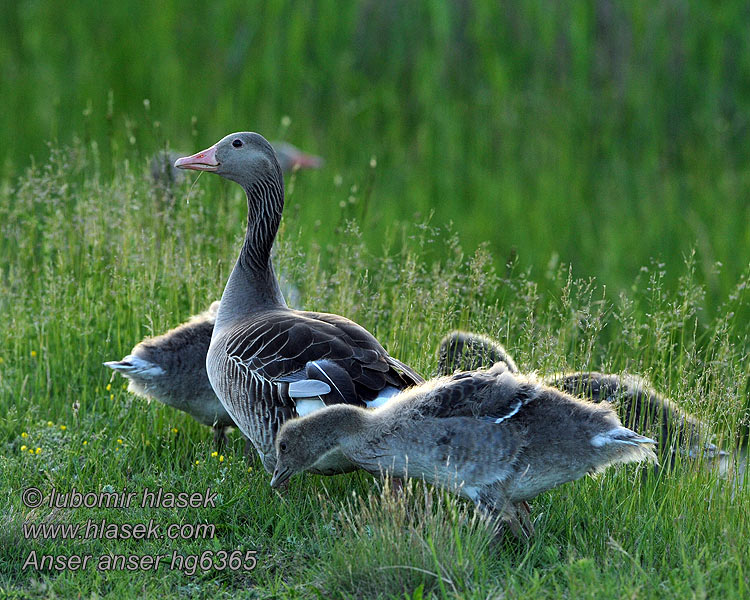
[221,309,422,404]
[419,370,537,424]
[288,379,332,398]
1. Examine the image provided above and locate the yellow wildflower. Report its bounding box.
[106,384,111,391]
[21,432,28,438]
[110,394,114,401]
[195,460,200,465]
[219,455,224,462]
[117,438,123,444]
[60,425,66,431]
[247,467,253,473]
[35,447,41,454]
[83,441,88,446]
[211,451,218,457]
[47,421,53,427]
[31,350,37,358]
[20,445,27,452]
[171,427,178,434]
[122,383,127,390]
[28,449,34,454]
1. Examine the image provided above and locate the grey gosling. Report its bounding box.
[436,330,725,463]
[437,331,519,374]
[174,132,423,473]
[104,302,235,448]
[271,363,656,537]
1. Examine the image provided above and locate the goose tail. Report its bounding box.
[103,355,165,377]
[591,426,658,466]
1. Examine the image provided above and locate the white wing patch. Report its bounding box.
[365,385,401,409]
[294,398,327,416]
[480,399,523,425]
[309,360,345,399]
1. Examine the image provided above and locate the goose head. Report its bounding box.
[174,132,282,190]
[270,405,365,488]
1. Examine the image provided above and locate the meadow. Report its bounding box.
[0,137,748,598]
[1,1,750,598]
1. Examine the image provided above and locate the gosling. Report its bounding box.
[271,365,656,537]
[104,302,235,447]
[437,330,725,463]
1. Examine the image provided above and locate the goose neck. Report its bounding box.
[214,175,287,332]
[239,176,283,274]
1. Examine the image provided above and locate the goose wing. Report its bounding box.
[221,309,423,405]
[420,368,539,424]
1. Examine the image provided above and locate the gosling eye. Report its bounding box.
[279,441,288,453]
[232,139,243,148]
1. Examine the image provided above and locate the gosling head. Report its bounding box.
[175,132,282,190]
[270,405,364,488]
[437,331,518,375]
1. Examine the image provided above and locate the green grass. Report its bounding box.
[0,141,748,598]
[2,1,750,318]
[2,3,750,594]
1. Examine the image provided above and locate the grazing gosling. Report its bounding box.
[104,302,235,448]
[437,330,725,463]
[271,365,656,537]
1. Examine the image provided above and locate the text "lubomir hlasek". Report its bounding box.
[22,487,218,509]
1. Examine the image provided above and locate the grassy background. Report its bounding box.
[2,0,750,319]
[1,1,749,598]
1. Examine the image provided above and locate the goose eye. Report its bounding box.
[232,139,243,148]
[279,441,288,453]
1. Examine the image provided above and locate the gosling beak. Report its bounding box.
[174,144,219,172]
[270,466,291,489]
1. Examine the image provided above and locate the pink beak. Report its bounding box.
[174,144,219,171]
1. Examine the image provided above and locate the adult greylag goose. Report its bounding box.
[436,330,725,463]
[271,363,656,537]
[174,132,423,472]
[105,140,323,444]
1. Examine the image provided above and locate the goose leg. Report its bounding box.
[243,437,255,459]
[386,476,405,500]
[478,496,532,542]
[213,425,229,450]
[516,501,534,538]
[495,502,533,540]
